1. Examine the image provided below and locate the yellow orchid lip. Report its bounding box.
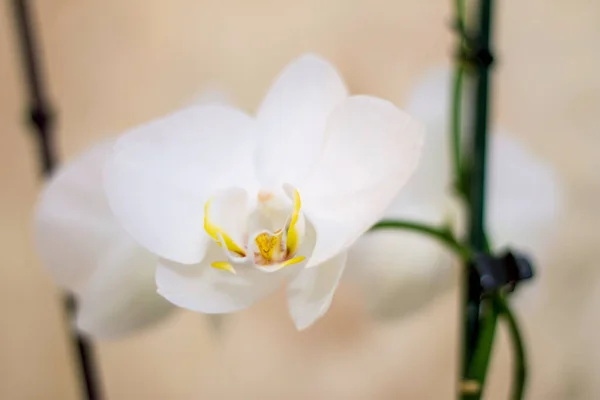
[254,230,285,264]
[203,187,305,274]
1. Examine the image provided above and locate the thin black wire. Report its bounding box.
[11,1,101,399]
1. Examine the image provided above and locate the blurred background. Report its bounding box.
[0,0,598,398]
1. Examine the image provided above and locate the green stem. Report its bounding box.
[370,219,471,261]
[468,0,494,252]
[462,297,499,400]
[497,295,527,399]
[453,1,472,394]
[455,0,467,37]
[452,66,466,199]
[459,0,497,398]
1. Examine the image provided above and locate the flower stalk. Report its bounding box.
[497,295,528,400]
[458,0,529,398]
[461,0,497,398]
[377,0,529,398]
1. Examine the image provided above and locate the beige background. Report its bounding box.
[1,0,599,398]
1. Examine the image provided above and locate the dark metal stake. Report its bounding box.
[10,1,102,398]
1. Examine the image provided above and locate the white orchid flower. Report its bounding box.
[103,54,424,330]
[34,140,174,339]
[345,67,563,319]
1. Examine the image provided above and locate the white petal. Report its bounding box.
[35,140,124,295]
[287,251,347,330]
[300,95,424,267]
[34,140,172,338]
[208,187,249,248]
[401,74,453,208]
[76,238,173,339]
[405,66,474,136]
[405,67,453,126]
[487,132,563,259]
[255,54,348,188]
[104,105,259,265]
[344,205,455,320]
[190,87,232,106]
[404,67,563,260]
[156,242,285,313]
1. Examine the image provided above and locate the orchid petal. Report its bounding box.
[156,242,286,313]
[76,238,173,339]
[35,140,124,295]
[104,105,259,265]
[300,95,424,267]
[405,67,454,126]
[401,67,466,208]
[204,188,250,257]
[34,140,173,338]
[287,251,347,330]
[344,205,454,320]
[255,54,348,188]
[488,132,563,259]
[404,66,563,260]
[190,87,232,106]
[346,67,562,322]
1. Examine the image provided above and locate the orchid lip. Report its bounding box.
[204,186,305,274]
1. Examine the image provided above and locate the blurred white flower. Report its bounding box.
[188,87,233,106]
[103,54,424,330]
[34,90,234,339]
[35,140,174,339]
[345,67,563,320]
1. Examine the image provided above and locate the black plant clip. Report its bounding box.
[470,250,535,296]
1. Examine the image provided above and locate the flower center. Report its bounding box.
[254,230,285,264]
[203,187,306,274]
